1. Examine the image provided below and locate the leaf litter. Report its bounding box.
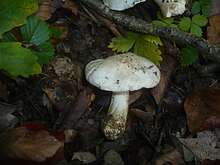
[1,0,220,164]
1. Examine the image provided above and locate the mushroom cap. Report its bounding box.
[85,52,160,92]
[103,0,146,11]
[154,0,186,17]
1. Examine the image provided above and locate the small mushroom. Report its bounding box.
[103,0,146,11]
[154,0,186,17]
[85,52,160,140]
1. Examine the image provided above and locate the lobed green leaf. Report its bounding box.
[134,36,162,66]
[0,42,41,77]
[108,32,139,53]
[178,17,191,32]
[0,0,38,38]
[192,15,208,27]
[21,16,51,45]
[180,46,199,66]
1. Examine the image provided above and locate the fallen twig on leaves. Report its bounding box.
[81,0,220,64]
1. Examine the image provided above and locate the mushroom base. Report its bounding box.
[101,92,129,140]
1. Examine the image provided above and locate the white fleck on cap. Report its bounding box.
[85,52,160,92]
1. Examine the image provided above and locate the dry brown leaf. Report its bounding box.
[151,54,177,105]
[184,88,220,133]
[155,148,183,165]
[207,14,220,46]
[36,0,52,20]
[54,87,95,131]
[0,121,65,163]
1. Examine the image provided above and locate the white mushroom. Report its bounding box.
[85,52,160,140]
[103,0,147,11]
[154,0,186,17]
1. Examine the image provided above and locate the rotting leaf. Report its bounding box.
[0,121,65,164]
[54,87,95,131]
[155,148,183,165]
[207,14,220,47]
[184,88,220,133]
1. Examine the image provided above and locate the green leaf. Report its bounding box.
[153,11,178,28]
[2,32,17,42]
[178,17,191,32]
[142,34,163,46]
[21,16,51,45]
[50,27,63,38]
[0,0,38,38]
[31,41,55,65]
[191,0,211,16]
[191,1,201,15]
[201,5,210,17]
[153,20,168,27]
[180,46,199,66]
[0,42,41,77]
[192,15,208,27]
[190,24,203,37]
[108,32,139,53]
[134,36,162,66]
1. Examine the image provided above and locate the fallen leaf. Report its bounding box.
[0,121,65,164]
[155,148,183,165]
[0,102,19,132]
[207,14,220,46]
[184,88,220,133]
[151,54,177,105]
[54,87,95,131]
[71,152,96,164]
[35,0,52,20]
[179,130,220,161]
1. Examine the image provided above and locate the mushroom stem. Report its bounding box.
[101,91,129,140]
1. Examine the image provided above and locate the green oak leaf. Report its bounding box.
[0,42,41,77]
[21,16,51,45]
[0,0,38,38]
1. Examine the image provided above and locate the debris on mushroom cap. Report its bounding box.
[154,0,186,18]
[103,0,147,11]
[85,52,160,92]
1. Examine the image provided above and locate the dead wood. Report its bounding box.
[81,0,220,64]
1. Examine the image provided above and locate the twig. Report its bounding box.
[80,0,220,64]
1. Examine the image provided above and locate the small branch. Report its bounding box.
[81,0,220,64]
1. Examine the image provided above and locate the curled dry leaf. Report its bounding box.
[0,121,65,164]
[184,88,220,133]
[207,14,220,47]
[36,0,52,20]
